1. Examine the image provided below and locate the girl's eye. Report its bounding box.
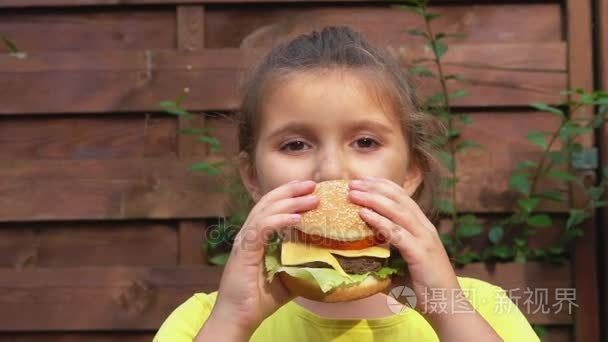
[354,137,380,149]
[281,140,310,152]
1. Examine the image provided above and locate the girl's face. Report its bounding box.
[239,70,422,202]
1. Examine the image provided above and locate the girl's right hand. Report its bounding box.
[197,180,319,339]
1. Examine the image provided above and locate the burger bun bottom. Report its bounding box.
[278,272,392,303]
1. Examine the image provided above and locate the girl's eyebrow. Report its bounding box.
[268,119,393,140]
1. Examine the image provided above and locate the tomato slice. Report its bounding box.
[295,229,385,250]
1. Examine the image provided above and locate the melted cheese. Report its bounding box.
[281,241,390,277]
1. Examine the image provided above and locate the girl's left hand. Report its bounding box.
[347,176,461,315]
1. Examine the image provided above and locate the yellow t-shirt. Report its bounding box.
[154,276,539,341]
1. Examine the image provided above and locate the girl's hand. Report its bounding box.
[347,177,503,341]
[200,180,319,338]
[347,176,460,313]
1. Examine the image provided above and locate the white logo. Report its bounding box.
[386,285,417,314]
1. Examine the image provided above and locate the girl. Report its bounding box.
[154,26,539,341]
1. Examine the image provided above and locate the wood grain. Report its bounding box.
[0,157,230,221]
[0,266,224,331]
[0,222,178,268]
[0,114,176,159]
[566,0,599,341]
[206,4,561,48]
[0,9,175,53]
[0,43,566,114]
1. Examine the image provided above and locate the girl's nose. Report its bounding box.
[313,147,353,182]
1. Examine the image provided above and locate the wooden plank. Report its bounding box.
[0,266,224,331]
[0,0,562,8]
[566,0,600,341]
[454,262,572,325]
[0,114,176,159]
[600,0,608,339]
[0,222,177,268]
[0,43,566,114]
[453,112,568,212]
[0,157,229,221]
[177,5,209,266]
[206,4,561,48]
[0,9,175,52]
[0,333,155,341]
[178,221,207,265]
[0,263,570,331]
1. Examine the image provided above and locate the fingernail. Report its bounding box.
[350,180,362,187]
[290,214,302,222]
[288,180,299,184]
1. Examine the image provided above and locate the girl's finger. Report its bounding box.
[351,178,436,234]
[258,192,319,218]
[359,208,415,252]
[232,213,302,262]
[349,189,427,237]
[253,180,317,216]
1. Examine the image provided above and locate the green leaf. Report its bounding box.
[425,92,446,106]
[409,65,435,78]
[526,131,550,150]
[196,135,222,153]
[208,253,230,265]
[436,198,454,215]
[456,215,484,238]
[453,251,481,265]
[406,28,428,38]
[518,197,540,213]
[159,102,192,117]
[448,89,468,100]
[492,245,513,259]
[439,177,459,189]
[533,325,549,338]
[178,127,212,135]
[529,102,564,116]
[562,227,584,242]
[566,209,588,229]
[429,40,448,59]
[190,161,224,175]
[592,200,608,208]
[515,160,538,171]
[546,151,567,165]
[488,225,504,244]
[509,172,531,194]
[527,214,552,227]
[445,74,465,82]
[425,12,441,22]
[546,170,578,182]
[436,151,455,172]
[457,114,472,125]
[560,122,593,141]
[455,139,482,153]
[536,190,564,202]
[1,36,19,53]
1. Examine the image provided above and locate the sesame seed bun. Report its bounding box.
[297,179,375,241]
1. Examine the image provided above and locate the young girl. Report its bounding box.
[154,26,539,341]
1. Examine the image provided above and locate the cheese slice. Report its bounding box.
[281,241,390,278]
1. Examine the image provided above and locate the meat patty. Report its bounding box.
[298,254,386,274]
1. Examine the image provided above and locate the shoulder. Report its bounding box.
[153,292,218,342]
[456,276,540,342]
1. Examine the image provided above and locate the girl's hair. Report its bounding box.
[234,25,446,219]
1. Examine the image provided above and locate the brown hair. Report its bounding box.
[234,26,446,219]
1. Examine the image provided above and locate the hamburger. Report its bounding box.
[264,179,401,302]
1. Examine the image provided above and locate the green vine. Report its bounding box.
[392,0,608,268]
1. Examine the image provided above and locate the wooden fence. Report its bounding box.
[0,0,604,341]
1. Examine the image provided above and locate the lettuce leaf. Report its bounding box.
[264,249,400,293]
